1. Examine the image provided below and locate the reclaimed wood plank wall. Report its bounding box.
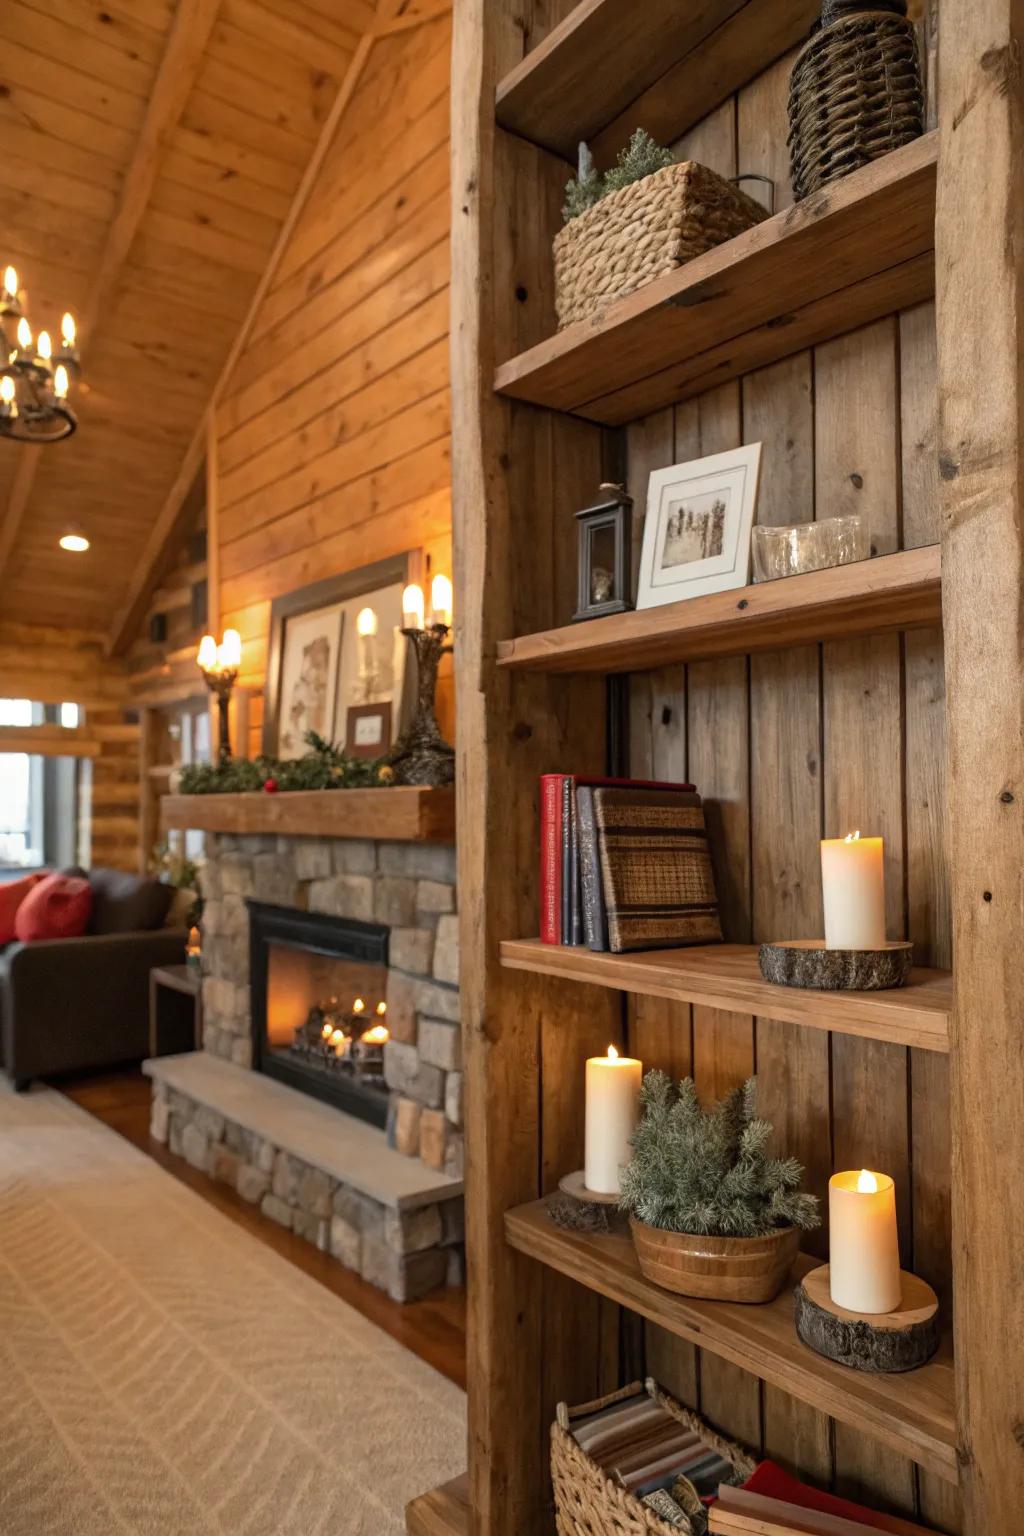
[213,14,453,758]
[620,8,956,1530]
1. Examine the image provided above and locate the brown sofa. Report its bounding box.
[0,868,188,1090]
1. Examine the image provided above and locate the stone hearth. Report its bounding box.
[145,1053,463,1302]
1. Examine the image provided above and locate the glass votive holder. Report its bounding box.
[752,514,869,583]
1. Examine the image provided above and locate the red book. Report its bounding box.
[539,774,696,947]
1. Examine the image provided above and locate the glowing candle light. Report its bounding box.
[402,583,425,630]
[360,1024,389,1045]
[584,1044,642,1195]
[197,634,218,671]
[820,830,886,949]
[375,1000,387,1017]
[16,317,32,353]
[37,330,52,363]
[61,312,76,347]
[430,573,453,627]
[0,376,16,416]
[829,1168,902,1314]
[356,605,378,692]
[3,266,18,299]
[321,1022,333,1041]
[53,364,69,400]
[218,628,241,670]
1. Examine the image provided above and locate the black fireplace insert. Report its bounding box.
[248,900,391,1128]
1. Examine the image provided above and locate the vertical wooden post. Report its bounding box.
[205,414,221,762]
[936,2,1024,1526]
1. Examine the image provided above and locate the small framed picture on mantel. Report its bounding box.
[637,443,762,609]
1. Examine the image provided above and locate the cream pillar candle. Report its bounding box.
[584,1045,642,1195]
[820,831,886,949]
[829,1169,902,1314]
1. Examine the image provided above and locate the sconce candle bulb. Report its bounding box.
[197,629,242,765]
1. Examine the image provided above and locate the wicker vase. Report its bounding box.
[788,4,924,201]
[553,161,768,330]
[552,1379,757,1536]
[630,1216,801,1303]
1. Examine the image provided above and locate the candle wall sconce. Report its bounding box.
[197,629,241,765]
[574,482,633,622]
[384,577,455,787]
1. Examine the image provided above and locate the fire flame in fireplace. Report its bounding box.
[376,1000,387,1016]
[352,997,365,1015]
[360,1024,389,1045]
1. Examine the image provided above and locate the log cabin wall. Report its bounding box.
[621,10,951,1530]
[212,12,453,759]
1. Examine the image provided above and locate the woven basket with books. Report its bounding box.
[552,1379,755,1536]
[553,161,768,330]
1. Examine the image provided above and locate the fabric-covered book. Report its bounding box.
[593,787,722,953]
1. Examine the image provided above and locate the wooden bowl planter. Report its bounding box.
[629,1216,801,1303]
[553,161,767,329]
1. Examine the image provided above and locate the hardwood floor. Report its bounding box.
[55,1067,467,1390]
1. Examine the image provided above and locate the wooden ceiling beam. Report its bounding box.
[106,26,379,656]
[0,0,224,605]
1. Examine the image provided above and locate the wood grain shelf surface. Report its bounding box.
[493,134,938,424]
[496,547,940,675]
[494,0,818,163]
[505,1201,957,1483]
[160,787,455,843]
[499,941,951,1053]
[406,1473,470,1536]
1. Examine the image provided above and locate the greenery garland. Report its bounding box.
[178,731,392,795]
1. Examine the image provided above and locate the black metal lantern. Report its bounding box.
[573,482,633,623]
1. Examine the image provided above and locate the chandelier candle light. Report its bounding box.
[383,573,455,787]
[0,266,81,443]
[197,629,242,765]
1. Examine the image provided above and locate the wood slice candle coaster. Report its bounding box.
[548,1170,622,1234]
[794,1264,939,1373]
[759,938,913,990]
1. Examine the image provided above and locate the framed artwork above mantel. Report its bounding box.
[262,551,422,760]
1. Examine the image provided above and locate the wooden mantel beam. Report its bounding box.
[937,0,1024,1528]
[0,0,223,599]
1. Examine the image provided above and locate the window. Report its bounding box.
[0,699,44,867]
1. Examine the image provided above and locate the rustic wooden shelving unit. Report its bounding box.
[504,1202,957,1482]
[499,941,952,1053]
[496,546,941,674]
[408,1,1022,1533]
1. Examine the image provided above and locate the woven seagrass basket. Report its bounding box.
[552,162,768,330]
[788,5,924,201]
[552,1378,756,1536]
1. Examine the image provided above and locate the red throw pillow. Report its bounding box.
[15,873,92,943]
[0,873,43,944]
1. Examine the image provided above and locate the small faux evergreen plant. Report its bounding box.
[619,1071,821,1239]
[562,130,677,223]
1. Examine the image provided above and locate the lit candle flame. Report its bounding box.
[844,830,861,843]
[61,311,76,347]
[0,376,15,405]
[352,998,365,1015]
[54,364,69,399]
[856,1169,879,1194]
[321,1023,333,1040]
[402,582,425,630]
[375,1000,387,1016]
[197,634,217,671]
[329,1028,345,1047]
[218,628,241,669]
[37,330,52,361]
[360,1024,389,1045]
[16,317,32,351]
[356,605,378,637]
[3,266,18,298]
[431,572,453,627]
[607,1044,619,1062]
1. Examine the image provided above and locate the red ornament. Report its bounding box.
[263,777,279,794]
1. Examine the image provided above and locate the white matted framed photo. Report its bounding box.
[637,443,762,609]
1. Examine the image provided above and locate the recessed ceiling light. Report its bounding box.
[59,529,89,553]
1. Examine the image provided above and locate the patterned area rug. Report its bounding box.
[0,1085,466,1535]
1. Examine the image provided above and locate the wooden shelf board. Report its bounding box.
[160,787,455,843]
[495,0,818,163]
[497,547,941,675]
[505,1201,957,1483]
[499,941,951,1053]
[494,134,937,424]
[406,1473,470,1536]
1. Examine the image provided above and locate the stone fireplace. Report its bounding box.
[147,822,463,1301]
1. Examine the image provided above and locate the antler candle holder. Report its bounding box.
[384,577,455,788]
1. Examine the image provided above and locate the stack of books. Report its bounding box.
[709,1466,936,1535]
[540,773,723,954]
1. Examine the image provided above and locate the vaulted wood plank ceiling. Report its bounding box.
[0,0,378,637]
